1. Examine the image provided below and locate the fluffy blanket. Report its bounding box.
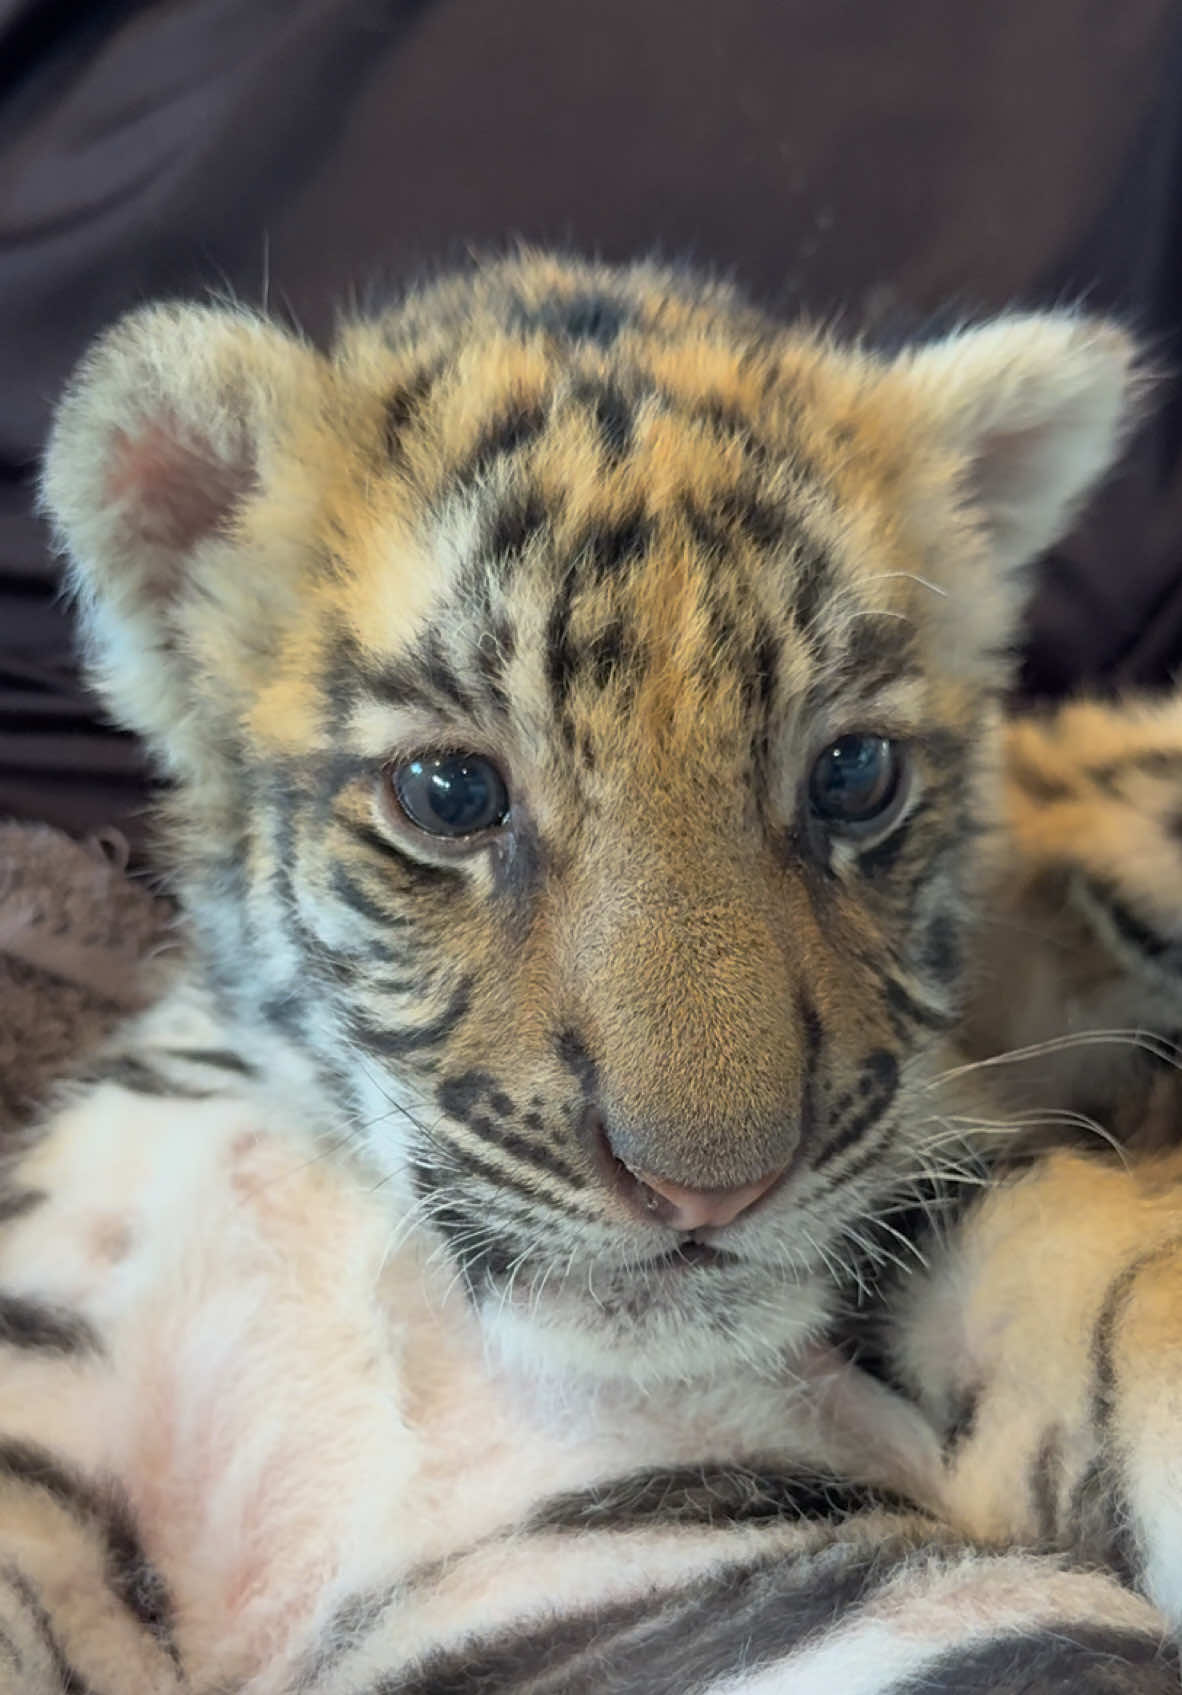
[0,823,174,1132]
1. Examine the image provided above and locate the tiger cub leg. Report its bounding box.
[307,1507,1174,1694]
[891,1145,1182,1631]
[0,1455,182,1695]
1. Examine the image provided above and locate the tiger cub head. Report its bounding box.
[42,253,1139,1383]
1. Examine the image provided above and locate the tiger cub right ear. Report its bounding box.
[891,312,1145,576]
[40,303,327,774]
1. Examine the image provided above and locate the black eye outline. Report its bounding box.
[389,751,512,842]
[806,733,909,840]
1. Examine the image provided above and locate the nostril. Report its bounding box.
[634,1168,785,1231]
[582,1107,786,1230]
[584,1107,667,1218]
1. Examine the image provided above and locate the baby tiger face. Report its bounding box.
[42,254,1139,1380]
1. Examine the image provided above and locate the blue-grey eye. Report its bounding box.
[393,753,510,838]
[808,734,902,828]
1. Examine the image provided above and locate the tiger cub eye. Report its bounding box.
[808,735,903,830]
[392,754,511,838]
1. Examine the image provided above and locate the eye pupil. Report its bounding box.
[393,755,510,837]
[808,734,900,827]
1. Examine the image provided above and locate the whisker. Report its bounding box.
[924,1027,1182,1089]
[922,1106,1131,1167]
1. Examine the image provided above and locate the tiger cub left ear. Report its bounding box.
[40,302,327,776]
[893,313,1145,573]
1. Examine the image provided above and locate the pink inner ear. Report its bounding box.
[105,417,256,559]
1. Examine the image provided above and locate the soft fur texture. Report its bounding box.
[0,823,172,1131]
[1,252,1179,1691]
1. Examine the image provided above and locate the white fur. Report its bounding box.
[0,995,943,1690]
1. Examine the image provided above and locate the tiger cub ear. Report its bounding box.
[40,303,327,775]
[890,312,1145,574]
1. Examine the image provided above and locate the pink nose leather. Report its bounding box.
[633,1168,784,1231]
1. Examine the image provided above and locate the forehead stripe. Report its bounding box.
[448,400,548,494]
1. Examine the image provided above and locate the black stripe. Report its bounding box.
[1084,1239,1182,1581]
[417,629,478,716]
[857,812,917,879]
[889,1623,1179,1693]
[532,291,628,348]
[383,1533,933,1695]
[465,1116,587,1191]
[914,908,962,985]
[331,843,414,923]
[0,1566,96,1695]
[331,840,452,907]
[576,377,634,460]
[299,747,374,797]
[450,401,548,491]
[751,620,778,713]
[0,1442,178,1664]
[794,986,824,1159]
[836,612,920,695]
[884,977,957,1034]
[365,638,480,720]
[810,1100,906,1196]
[584,619,628,690]
[366,971,429,998]
[941,1384,981,1462]
[332,819,419,883]
[425,1196,521,1286]
[486,487,550,562]
[0,1296,99,1357]
[529,1463,908,1534]
[1090,1242,1182,1438]
[81,1056,214,1101]
[1009,755,1074,805]
[1029,1426,1062,1544]
[791,546,833,634]
[0,1190,45,1227]
[680,493,730,557]
[160,1047,258,1078]
[436,1137,597,1219]
[383,371,438,457]
[1082,879,1182,975]
[554,1028,598,1097]
[383,1584,671,1695]
[473,617,516,716]
[298,1585,397,1688]
[913,727,970,774]
[1089,749,1182,789]
[813,1050,899,1170]
[719,488,793,551]
[436,1071,587,1190]
[383,364,441,465]
[578,509,652,582]
[258,988,307,1039]
[544,568,578,718]
[351,980,472,1061]
[1069,1457,1137,1585]
[686,397,780,465]
[356,658,441,717]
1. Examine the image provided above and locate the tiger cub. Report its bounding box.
[1,252,1179,1691]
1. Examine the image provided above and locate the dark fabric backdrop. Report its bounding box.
[3,0,1181,848]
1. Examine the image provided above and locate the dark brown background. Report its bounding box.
[3,0,1180,848]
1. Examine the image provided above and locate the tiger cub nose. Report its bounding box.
[586,1109,788,1229]
[630,1168,785,1230]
